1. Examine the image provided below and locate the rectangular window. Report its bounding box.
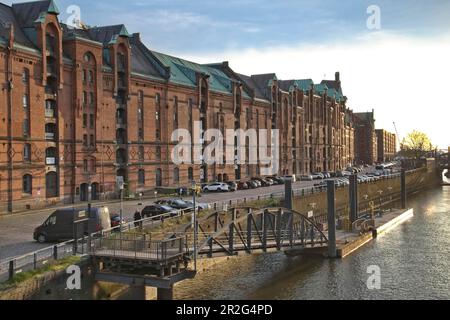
[83,91,87,106]
[90,92,94,105]
[82,70,86,83]
[23,144,31,162]
[23,119,29,137]
[83,134,88,146]
[89,114,94,129]
[23,94,28,109]
[83,113,87,127]
[90,134,94,147]
[83,159,88,172]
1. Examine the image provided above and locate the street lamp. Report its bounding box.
[191,180,198,271]
[154,191,158,202]
[377,190,384,216]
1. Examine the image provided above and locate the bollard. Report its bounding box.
[349,174,358,224]
[9,260,14,280]
[401,169,407,209]
[284,178,293,210]
[327,180,337,258]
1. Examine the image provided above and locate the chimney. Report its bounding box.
[132,32,140,41]
[335,71,340,82]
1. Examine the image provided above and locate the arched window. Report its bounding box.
[138,169,145,185]
[23,174,32,194]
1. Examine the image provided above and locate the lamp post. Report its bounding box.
[191,180,198,271]
[377,190,383,215]
[363,194,369,215]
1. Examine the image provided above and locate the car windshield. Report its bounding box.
[160,205,173,211]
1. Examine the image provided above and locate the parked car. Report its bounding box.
[33,207,111,243]
[282,175,297,182]
[300,175,313,181]
[110,213,126,229]
[203,182,229,192]
[183,200,211,211]
[252,177,269,187]
[141,205,177,218]
[155,199,193,211]
[270,176,285,184]
[250,179,262,187]
[226,181,238,192]
[312,173,324,180]
[264,177,275,186]
[246,180,258,188]
[237,181,249,190]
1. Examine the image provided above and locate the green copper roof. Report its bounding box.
[47,0,60,14]
[295,79,314,92]
[150,51,234,94]
[119,25,130,37]
[314,83,328,94]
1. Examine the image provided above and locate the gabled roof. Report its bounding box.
[128,35,166,80]
[205,62,252,99]
[236,73,267,100]
[12,0,58,28]
[321,78,344,98]
[88,24,129,45]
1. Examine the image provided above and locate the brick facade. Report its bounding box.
[0,0,357,213]
[376,129,397,162]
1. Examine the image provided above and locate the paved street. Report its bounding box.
[0,179,321,261]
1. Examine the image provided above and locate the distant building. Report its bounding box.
[353,110,377,165]
[376,129,397,162]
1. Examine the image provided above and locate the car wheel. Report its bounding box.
[217,188,222,192]
[37,234,46,243]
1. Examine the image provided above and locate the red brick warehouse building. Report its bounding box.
[0,0,356,213]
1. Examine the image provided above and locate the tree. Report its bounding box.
[400,130,435,159]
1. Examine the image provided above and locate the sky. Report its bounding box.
[4,0,450,149]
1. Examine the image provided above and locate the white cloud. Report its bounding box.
[184,31,450,148]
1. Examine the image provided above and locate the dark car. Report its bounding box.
[226,181,238,192]
[33,207,111,243]
[141,205,176,218]
[237,181,249,190]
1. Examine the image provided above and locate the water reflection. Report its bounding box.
[174,187,450,300]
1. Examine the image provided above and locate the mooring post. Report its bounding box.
[349,174,358,224]
[327,180,337,258]
[401,169,407,209]
[157,286,173,300]
[284,178,293,209]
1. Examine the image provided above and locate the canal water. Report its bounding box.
[174,186,450,300]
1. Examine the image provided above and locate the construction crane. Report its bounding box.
[393,122,402,149]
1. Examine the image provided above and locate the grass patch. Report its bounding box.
[0,255,82,291]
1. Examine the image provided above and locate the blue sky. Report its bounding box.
[4,0,450,148]
[4,0,449,54]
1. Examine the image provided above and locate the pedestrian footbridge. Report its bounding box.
[88,207,328,296]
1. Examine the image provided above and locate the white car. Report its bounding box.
[203,182,229,192]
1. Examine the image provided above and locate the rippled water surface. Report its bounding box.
[174,187,450,300]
